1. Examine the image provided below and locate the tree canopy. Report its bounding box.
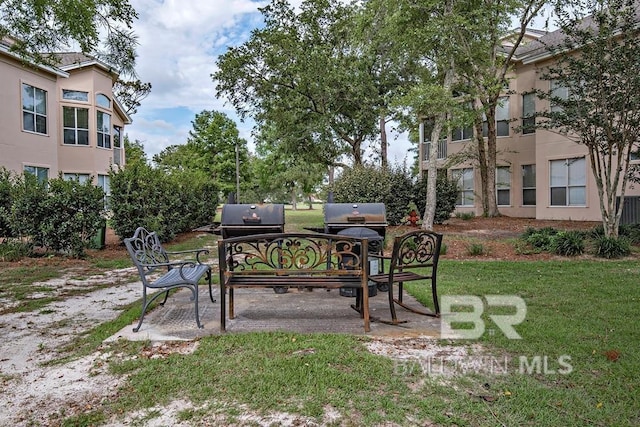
[536,0,640,237]
[0,0,139,75]
[153,110,250,198]
[214,0,410,167]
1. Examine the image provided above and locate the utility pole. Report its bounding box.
[235,142,241,203]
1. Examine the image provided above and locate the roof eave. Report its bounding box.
[0,44,69,78]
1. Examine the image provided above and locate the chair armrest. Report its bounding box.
[166,248,210,263]
[143,260,206,280]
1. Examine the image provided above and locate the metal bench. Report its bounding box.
[124,227,213,332]
[369,229,443,324]
[218,232,371,332]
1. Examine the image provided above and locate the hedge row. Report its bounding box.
[330,165,458,225]
[0,168,105,258]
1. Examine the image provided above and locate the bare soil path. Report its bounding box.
[0,217,606,425]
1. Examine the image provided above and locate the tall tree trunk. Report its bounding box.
[485,104,499,217]
[353,139,363,166]
[423,21,455,229]
[380,114,388,168]
[291,186,297,210]
[474,115,489,216]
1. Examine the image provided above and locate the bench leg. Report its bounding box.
[207,267,216,303]
[229,288,235,319]
[192,285,203,329]
[133,289,169,332]
[220,282,226,332]
[362,284,370,332]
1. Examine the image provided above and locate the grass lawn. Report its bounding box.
[7,209,640,426]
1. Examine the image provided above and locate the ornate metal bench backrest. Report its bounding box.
[124,227,170,278]
[221,233,367,275]
[391,230,442,272]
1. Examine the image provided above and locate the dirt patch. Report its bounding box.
[0,216,607,425]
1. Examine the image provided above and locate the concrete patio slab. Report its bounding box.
[106,286,440,342]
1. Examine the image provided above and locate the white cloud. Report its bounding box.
[125,0,413,164]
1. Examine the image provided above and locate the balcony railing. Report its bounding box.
[113,147,122,166]
[422,140,447,161]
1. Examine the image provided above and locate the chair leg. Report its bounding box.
[160,289,170,305]
[133,289,164,332]
[390,281,439,319]
[388,281,400,323]
[192,285,203,329]
[133,298,149,332]
[207,268,216,303]
[431,278,440,316]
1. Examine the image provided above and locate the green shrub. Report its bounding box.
[414,174,459,224]
[331,165,414,225]
[593,236,631,259]
[589,224,605,238]
[8,173,49,248]
[439,242,448,255]
[0,239,32,261]
[455,212,475,220]
[522,227,559,251]
[109,163,219,242]
[39,177,105,257]
[552,231,585,256]
[4,173,104,258]
[619,223,640,245]
[466,242,486,256]
[0,167,17,238]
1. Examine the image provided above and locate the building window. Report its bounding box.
[550,157,586,206]
[522,164,536,206]
[496,167,511,206]
[113,125,122,165]
[550,80,569,113]
[22,83,47,134]
[496,97,510,136]
[62,89,88,102]
[522,93,536,134]
[451,125,473,141]
[98,174,111,209]
[97,111,111,148]
[63,107,89,145]
[24,165,49,184]
[62,173,91,183]
[481,97,510,137]
[453,168,474,206]
[96,94,111,109]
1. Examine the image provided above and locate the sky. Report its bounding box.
[125,0,414,165]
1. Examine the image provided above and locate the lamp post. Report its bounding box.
[235,142,241,203]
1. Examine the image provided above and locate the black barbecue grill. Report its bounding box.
[218,203,287,293]
[323,203,388,296]
[324,203,387,239]
[218,204,285,239]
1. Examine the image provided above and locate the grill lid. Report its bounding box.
[221,204,285,226]
[324,203,387,226]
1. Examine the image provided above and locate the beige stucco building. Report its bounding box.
[0,39,130,195]
[419,27,640,223]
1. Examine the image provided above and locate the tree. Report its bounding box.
[123,136,148,167]
[363,0,464,228]
[0,0,139,75]
[251,123,326,208]
[113,79,152,116]
[536,0,640,238]
[451,0,549,217]
[153,110,250,198]
[214,0,387,167]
